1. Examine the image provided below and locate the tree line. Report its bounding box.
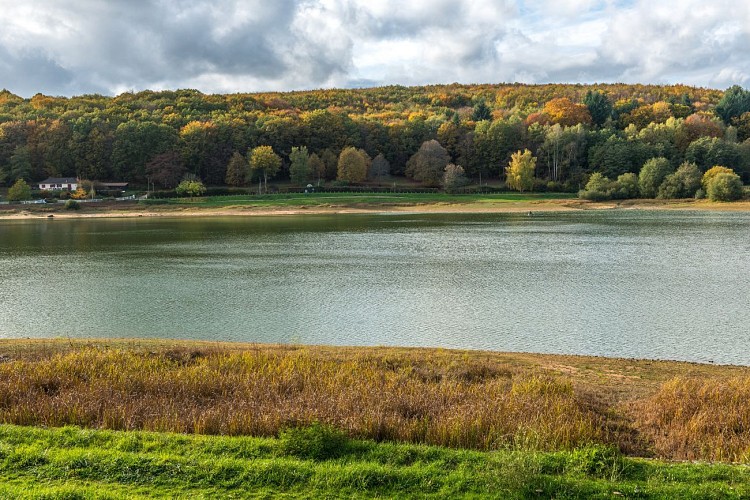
[1,83,749,197]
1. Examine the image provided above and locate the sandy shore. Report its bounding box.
[1,198,749,220]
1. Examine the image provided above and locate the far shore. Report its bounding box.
[2,197,750,220]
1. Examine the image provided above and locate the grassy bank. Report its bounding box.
[1,339,750,464]
[1,424,748,499]
[2,191,750,220]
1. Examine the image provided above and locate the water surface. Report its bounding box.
[1,211,748,364]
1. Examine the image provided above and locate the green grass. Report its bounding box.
[141,191,576,208]
[0,424,748,499]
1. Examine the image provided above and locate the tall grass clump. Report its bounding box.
[0,347,608,452]
[633,376,750,462]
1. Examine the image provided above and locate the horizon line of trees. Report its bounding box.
[2,84,750,198]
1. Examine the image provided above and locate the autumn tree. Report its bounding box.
[289,146,311,185]
[505,149,536,192]
[701,166,735,191]
[405,140,450,186]
[225,151,249,187]
[146,151,186,189]
[542,98,592,127]
[249,145,281,194]
[638,157,673,198]
[337,147,367,183]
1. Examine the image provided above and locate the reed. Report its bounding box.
[0,346,607,452]
[1,340,750,462]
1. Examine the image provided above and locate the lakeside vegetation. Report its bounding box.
[2,340,750,464]
[2,424,750,499]
[2,83,750,204]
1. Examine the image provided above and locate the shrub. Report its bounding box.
[701,166,734,191]
[706,172,743,201]
[611,173,639,199]
[279,422,349,460]
[578,173,613,201]
[65,200,81,210]
[657,162,702,199]
[176,179,206,198]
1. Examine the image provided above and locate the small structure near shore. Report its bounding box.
[38,177,78,191]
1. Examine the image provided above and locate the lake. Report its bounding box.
[1,211,748,364]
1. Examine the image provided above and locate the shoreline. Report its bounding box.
[2,197,750,220]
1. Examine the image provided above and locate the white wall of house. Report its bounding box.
[39,182,77,191]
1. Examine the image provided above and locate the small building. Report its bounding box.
[39,177,78,191]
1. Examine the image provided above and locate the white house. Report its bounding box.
[38,178,78,191]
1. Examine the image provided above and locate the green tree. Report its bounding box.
[368,153,390,181]
[289,146,311,185]
[472,101,492,121]
[336,147,367,183]
[7,178,32,201]
[308,153,325,186]
[9,145,32,181]
[405,140,450,186]
[225,151,249,187]
[249,145,281,194]
[706,172,743,201]
[612,172,640,199]
[716,85,750,124]
[505,149,536,192]
[657,162,702,199]
[442,163,468,193]
[320,149,339,181]
[638,157,673,198]
[701,166,735,191]
[579,172,614,201]
[112,121,178,182]
[175,178,206,199]
[583,90,613,127]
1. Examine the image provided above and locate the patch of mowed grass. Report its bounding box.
[0,425,748,499]
[144,191,575,208]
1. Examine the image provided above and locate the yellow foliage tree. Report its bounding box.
[701,166,735,191]
[543,98,592,126]
[505,149,537,192]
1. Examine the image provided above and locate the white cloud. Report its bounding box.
[0,0,748,96]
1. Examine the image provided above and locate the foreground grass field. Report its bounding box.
[1,424,749,499]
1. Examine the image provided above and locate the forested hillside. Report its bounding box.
[1,83,749,192]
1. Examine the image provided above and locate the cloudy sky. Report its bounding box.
[1,0,748,97]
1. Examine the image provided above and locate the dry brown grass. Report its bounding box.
[633,376,750,462]
[0,339,749,461]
